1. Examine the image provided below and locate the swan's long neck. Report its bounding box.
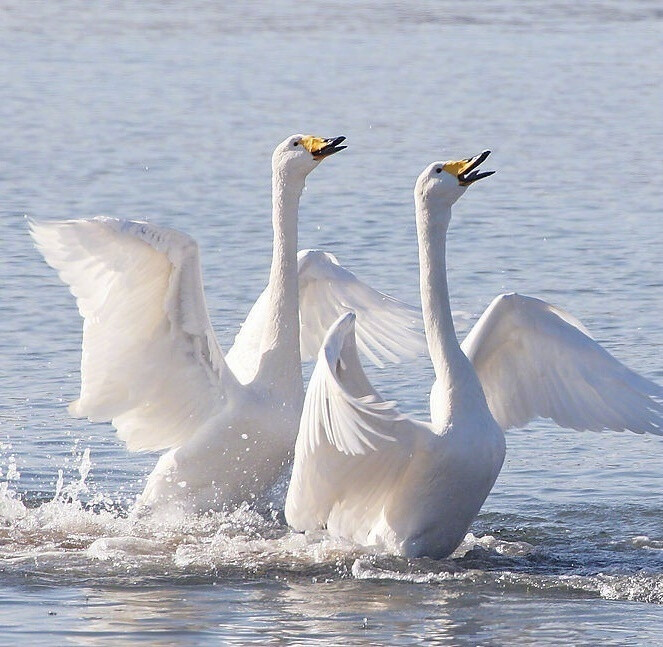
[259,167,304,386]
[416,198,479,420]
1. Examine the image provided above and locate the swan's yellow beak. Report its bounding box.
[301,135,347,159]
[444,150,494,185]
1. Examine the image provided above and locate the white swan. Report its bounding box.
[285,151,663,558]
[29,134,425,514]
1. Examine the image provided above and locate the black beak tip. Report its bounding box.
[315,136,347,158]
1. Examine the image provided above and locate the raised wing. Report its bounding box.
[30,217,237,451]
[285,312,427,537]
[298,250,425,366]
[462,293,663,434]
[226,249,426,384]
[225,287,269,384]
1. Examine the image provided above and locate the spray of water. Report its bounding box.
[1,448,662,603]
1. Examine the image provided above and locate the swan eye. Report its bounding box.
[435,168,442,173]
[294,141,299,147]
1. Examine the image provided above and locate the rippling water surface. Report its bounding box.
[1,1,663,644]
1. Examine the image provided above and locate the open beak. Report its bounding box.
[301,135,347,159]
[445,150,495,185]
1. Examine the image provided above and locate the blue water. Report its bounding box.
[1,1,662,644]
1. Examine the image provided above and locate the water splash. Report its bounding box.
[632,536,663,550]
[1,449,662,605]
[351,556,663,604]
[453,532,535,557]
[5,456,20,481]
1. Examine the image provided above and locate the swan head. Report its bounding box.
[415,150,494,210]
[272,134,347,178]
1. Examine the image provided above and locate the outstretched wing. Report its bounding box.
[297,250,426,366]
[226,249,426,384]
[285,312,427,538]
[462,293,663,434]
[30,217,237,451]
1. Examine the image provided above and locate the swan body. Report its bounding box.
[30,135,425,515]
[285,152,663,558]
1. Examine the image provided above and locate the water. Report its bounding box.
[1,1,663,643]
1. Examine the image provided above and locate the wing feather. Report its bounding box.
[30,217,235,451]
[226,249,426,382]
[285,312,426,534]
[462,293,663,434]
[297,250,426,367]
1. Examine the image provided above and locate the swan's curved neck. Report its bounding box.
[416,199,477,415]
[259,167,304,383]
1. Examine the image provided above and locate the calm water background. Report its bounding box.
[1,1,663,644]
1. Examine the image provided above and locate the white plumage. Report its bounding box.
[30,218,231,453]
[30,134,425,514]
[462,293,663,434]
[226,249,423,384]
[286,152,662,558]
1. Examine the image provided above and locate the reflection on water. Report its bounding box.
[4,573,663,646]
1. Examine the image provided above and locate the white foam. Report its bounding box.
[631,535,663,550]
[0,481,27,523]
[87,536,166,561]
[352,557,663,604]
[351,559,465,584]
[2,454,662,605]
[452,532,535,557]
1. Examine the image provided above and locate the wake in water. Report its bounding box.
[1,448,662,603]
